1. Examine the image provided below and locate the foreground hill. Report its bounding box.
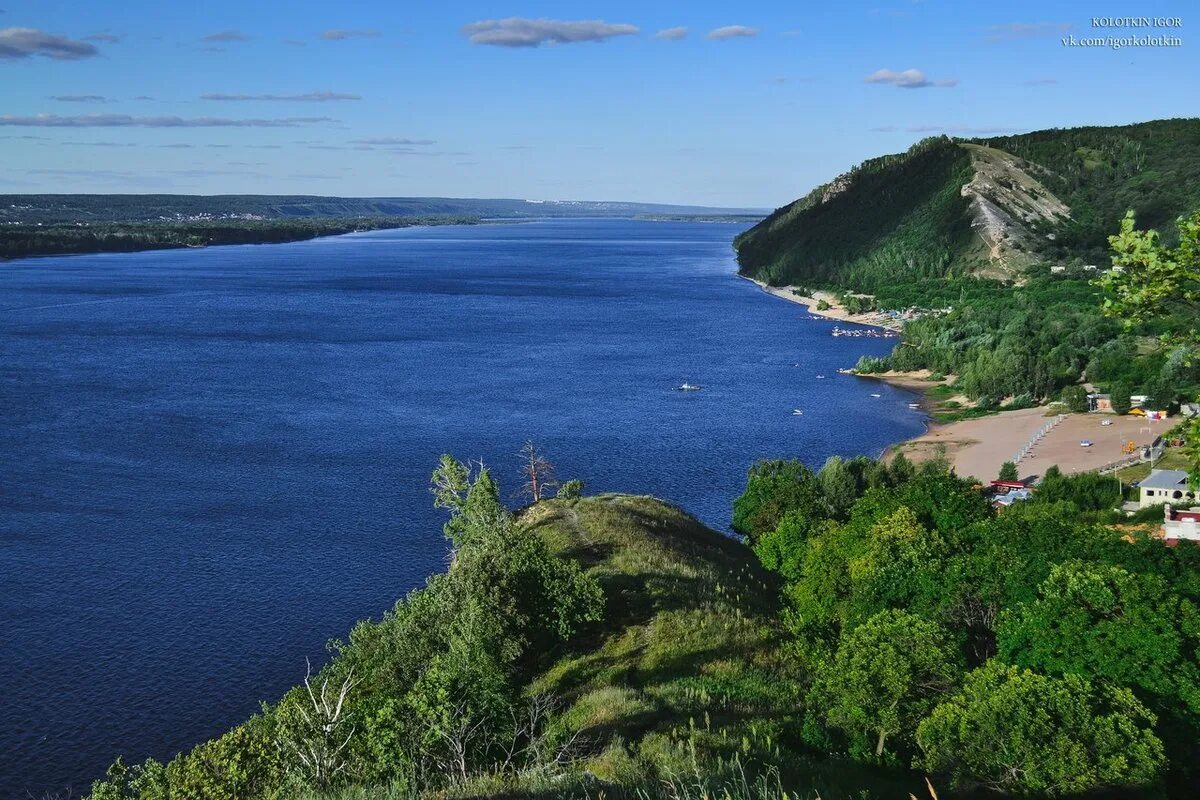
[84,453,1200,799]
[84,490,918,800]
[734,118,1200,290]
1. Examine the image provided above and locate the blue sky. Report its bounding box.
[0,0,1195,206]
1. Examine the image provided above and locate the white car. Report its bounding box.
[1079,440,1094,447]
[1101,420,1113,426]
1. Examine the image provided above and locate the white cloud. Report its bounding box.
[201,91,361,102]
[349,137,436,145]
[462,18,638,47]
[320,29,381,41]
[0,27,98,60]
[655,27,688,41]
[871,124,1019,134]
[0,114,333,127]
[203,30,250,43]
[986,22,1071,42]
[707,25,758,41]
[865,68,957,89]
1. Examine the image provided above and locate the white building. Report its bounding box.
[1163,505,1200,542]
[1139,469,1197,509]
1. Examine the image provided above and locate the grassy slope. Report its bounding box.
[508,494,918,798]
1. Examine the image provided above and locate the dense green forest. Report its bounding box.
[84,453,1199,800]
[0,217,475,260]
[735,119,1200,291]
[977,119,1200,262]
[733,136,977,289]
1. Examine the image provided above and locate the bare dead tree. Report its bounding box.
[422,698,491,784]
[518,441,558,504]
[498,692,587,776]
[277,659,359,790]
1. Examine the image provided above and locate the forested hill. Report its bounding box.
[734,118,1200,290]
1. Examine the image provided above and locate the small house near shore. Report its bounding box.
[990,480,1032,509]
[1139,469,1196,509]
[1163,505,1200,542]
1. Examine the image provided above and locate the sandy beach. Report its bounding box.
[891,407,1166,482]
[742,276,903,331]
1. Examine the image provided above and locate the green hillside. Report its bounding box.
[735,119,1200,291]
[84,452,1200,800]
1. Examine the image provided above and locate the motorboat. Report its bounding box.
[678,383,702,391]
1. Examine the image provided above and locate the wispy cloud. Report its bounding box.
[0,113,333,128]
[83,32,122,44]
[320,29,381,41]
[707,25,758,41]
[986,22,1071,42]
[0,27,98,60]
[865,68,957,89]
[201,91,361,102]
[348,136,435,146]
[202,30,250,43]
[655,27,688,41]
[871,124,1019,134]
[48,94,110,102]
[462,18,638,47]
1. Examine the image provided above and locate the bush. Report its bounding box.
[853,355,890,374]
[1060,385,1089,413]
[557,479,584,500]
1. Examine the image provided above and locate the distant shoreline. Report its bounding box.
[0,216,481,262]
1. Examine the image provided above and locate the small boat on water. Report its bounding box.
[816,374,825,379]
[792,409,804,416]
[870,393,882,398]
[678,383,702,391]
[908,402,921,409]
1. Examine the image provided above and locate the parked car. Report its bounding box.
[1079,440,1094,447]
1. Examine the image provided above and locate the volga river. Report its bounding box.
[0,218,923,794]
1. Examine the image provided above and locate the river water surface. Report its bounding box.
[0,218,923,794]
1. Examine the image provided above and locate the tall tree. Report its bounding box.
[810,609,960,760]
[917,661,1164,796]
[1099,209,1200,483]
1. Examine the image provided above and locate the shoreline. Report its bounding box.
[739,275,903,332]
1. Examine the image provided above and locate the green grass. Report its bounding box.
[510,495,923,799]
[1113,448,1192,484]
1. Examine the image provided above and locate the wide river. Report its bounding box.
[0,218,923,794]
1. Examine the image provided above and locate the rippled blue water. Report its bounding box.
[0,219,924,795]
